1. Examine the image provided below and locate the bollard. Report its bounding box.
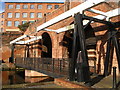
[52,59,54,72]
[113,67,117,89]
[60,59,62,72]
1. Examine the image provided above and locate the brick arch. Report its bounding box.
[37,31,59,58]
[61,30,73,58]
[40,32,52,58]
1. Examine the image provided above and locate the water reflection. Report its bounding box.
[2,70,53,85]
[2,70,25,85]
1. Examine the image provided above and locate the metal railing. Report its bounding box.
[15,57,71,78]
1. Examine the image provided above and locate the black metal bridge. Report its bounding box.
[15,57,70,78]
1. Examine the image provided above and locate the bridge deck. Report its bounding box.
[15,58,70,78]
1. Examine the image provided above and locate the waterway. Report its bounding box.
[1,70,64,89]
[2,70,25,85]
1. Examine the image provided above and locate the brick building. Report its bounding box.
[0,12,4,32]
[3,1,64,32]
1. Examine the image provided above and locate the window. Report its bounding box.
[46,12,50,15]
[14,21,20,27]
[15,13,20,18]
[2,15,4,18]
[8,5,13,9]
[0,28,3,32]
[37,13,42,18]
[7,21,12,26]
[38,5,42,9]
[7,13,12,18]
[47,5,52,9]
[30,21,34,23]
[23,5,28,9]
[30,5,34,9]
[30,13,34,18]
[16,5,20,9]
[1,21,4,25]
[22,21,27,24]
[22,13,27,18]
[55,5,59,9]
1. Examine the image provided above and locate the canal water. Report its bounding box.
[2,70,55,85]
[2,70,25,85]
[2,70,64,89]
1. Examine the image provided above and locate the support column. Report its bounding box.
[69,16,78,81]
[109,23,120,72]
[75,13,91,82]
[10,44,15,63]
[104,31,113,76]
[26,45,30,57]
[112,34,120,72]
[104,22,120,75]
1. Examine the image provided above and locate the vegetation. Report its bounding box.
[18,22,30,32]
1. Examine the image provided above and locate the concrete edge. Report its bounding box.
[54,78,95,90]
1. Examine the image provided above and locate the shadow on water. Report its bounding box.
[2,70,25,85]
[2,69,54,85]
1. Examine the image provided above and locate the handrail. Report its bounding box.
[15,57,71,78]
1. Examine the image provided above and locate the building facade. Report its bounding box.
[3,2,64,32]
[0,12,4,32]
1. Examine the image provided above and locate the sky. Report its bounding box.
[0,0,65,13]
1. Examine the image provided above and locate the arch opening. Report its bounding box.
[41,32,52,58]
[61,30,74,58]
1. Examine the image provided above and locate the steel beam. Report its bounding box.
[52,8,120,33]
[112,35,120,72]
[104,31,112,76]
[15,36,42,45]
[26,45,30,57]
[83,19,93,30]
[69,18,78,81]
[75,13,90,82]
[87,9,107,17]
[104,23,120,75]
[83,15,110,24]
[109,23,120,72]
[10,35,39,44]
[10,35,28,44]
[87,8,120,20]
[94,8,120,20]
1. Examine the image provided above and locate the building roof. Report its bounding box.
[3,0,65,3]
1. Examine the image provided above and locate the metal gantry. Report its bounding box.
[70,13,120,82]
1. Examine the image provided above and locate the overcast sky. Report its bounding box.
[0,0,65,13]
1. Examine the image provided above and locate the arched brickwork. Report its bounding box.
[60,30,73,58]
[36,31,58,58]
[41,32,52,58]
